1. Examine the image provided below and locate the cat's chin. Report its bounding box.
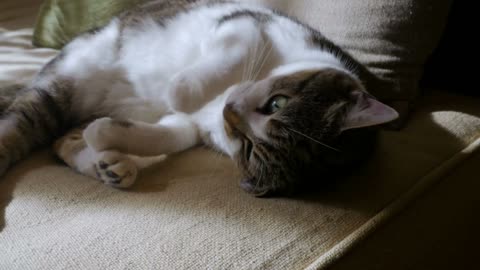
[239,178,271,197]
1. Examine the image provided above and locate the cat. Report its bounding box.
[0,0,398,196]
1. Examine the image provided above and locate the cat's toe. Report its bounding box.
[95,151,137,188]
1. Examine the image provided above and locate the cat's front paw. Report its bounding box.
[167,73,203,113]
[84,117,124,151]
[94,151,137,188]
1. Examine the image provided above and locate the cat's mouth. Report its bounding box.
[223,103,248,138]
[224,121,254,162]
[223,103,254,159]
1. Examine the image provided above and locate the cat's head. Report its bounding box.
[223,68,398,196]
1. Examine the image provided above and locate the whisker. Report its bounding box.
[247,34,264,81]
[245,41,256,82]
[253,161,264,191]
[242,41,255,83]
[248,42,260,81]
[252,39,273,81]
[241,48,248,82]
[288,128,341,152]
[252,38,267,75]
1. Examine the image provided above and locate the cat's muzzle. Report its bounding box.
[223,102,245,139]
[240,178,272,197]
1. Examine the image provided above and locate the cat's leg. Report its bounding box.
[54,127,137,187]
[55,113,197,187]
[83,114,200,157]
[0,83,73,176]
[0,20,122,177]
[54,125,164,188]
[168,18,262,113]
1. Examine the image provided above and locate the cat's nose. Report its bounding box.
[223,103,242,127]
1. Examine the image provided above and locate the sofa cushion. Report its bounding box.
[33,0,452,122]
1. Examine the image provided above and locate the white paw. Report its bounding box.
[83,117,122,151]
[167,73,203,113]
[94,151,137,188]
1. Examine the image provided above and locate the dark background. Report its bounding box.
[420,1,475,96]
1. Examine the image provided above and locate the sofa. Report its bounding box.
[1,0,479,269]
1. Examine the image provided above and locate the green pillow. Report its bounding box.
[33,0,140,49]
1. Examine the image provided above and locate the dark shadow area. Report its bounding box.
[329,151,480,270]
[286,89,480,214]
[0,170,17,232]
[0,150,54,232]
[420,0,477,97]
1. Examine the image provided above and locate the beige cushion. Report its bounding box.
[2,1,479,270]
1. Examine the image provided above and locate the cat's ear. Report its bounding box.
[341,91,399,132]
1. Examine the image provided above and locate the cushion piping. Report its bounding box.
[304,137,480,270]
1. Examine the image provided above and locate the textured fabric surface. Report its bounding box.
[306,138,480,269]
[0,0,56,85]
[33,0,453,121]
[2,1,479,270]
[330,151,480,270]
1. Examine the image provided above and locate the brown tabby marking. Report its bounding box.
[0,81,74,174]
[225,69,376,196]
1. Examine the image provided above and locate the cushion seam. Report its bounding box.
[303,136,480,270]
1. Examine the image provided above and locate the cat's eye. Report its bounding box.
[264,95,289,115]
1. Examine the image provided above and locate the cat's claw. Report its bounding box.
[94,151,137,188]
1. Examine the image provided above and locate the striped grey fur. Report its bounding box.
[0,81,74,174]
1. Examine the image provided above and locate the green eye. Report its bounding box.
[269,96,289,113]
[266,95,289,114]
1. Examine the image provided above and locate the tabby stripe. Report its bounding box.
[36,88,68,135]
[297,72,320,92]
[218,10,271,25]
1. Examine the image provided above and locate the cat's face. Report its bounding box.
[223,68,398,196]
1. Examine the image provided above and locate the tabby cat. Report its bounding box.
[0,0,398,196]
